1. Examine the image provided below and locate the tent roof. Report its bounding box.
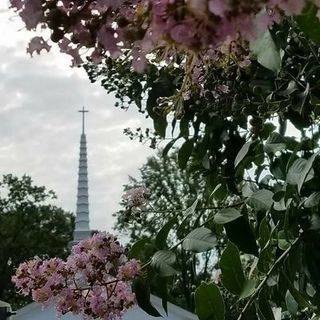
[14,295,197,320]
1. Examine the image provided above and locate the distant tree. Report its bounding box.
[114,151,216,311]
[0,174,74,308]
[115,150,209,241]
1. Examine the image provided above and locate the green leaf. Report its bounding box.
[257,244,275,274]
[259,217,271,249]
[258,222,278,273]
[162,137,181,156]
[250,29,281,73]
[153,275,168,315]
[239,279,256,300]
[155,218,177,250]
[273,198,287,211]
[298,152,319,193]
[258,289,275,320]
[225,216,259,256]
[220,242,246,295]
[234,141,253,168]
[288,286,310,309]
[178,139,194,169]
[132,277,162,317]
[279,80,299,96]
[214,208,242,224]
[202,153,210,170]
[129,238,149,260]
[246,189,274,211]
[264,133,286,154]
[182,227,216,252]
[296,3,320,43]
[287,158,314,186]
[304,192,320,208]
[195,282,225,320]
[242,182,258,198]
[285,290,298,316]
[278,230,293,251]
[184,198,199,216]
[211,183,228,201]
[151,250,178,277]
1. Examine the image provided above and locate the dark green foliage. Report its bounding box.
[86,16,320,320]
[0,175,74,308]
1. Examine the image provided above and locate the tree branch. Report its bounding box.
[237,236,301,320]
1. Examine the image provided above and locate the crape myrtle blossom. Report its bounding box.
[122,186,150,210]
[12,232,141,320]
[9,0,319,74]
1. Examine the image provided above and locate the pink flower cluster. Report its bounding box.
[122,186,150,210]
[12,232,140,320]
[9,0,317,71]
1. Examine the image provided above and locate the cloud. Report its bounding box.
[0,3,154,233]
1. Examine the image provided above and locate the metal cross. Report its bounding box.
[78,107,89,134]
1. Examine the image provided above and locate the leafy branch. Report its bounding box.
[237,236,301,320]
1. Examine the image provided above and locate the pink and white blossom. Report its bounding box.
[12,233,141,320]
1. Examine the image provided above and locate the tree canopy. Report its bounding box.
[0,174,74,308]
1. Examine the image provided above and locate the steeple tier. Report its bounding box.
[73,108,91,244]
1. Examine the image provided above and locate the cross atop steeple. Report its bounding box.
[78,107,89,134]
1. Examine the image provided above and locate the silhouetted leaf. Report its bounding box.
[296,3,320,43]
[155,218,177,250]
[132,277,162,317]
[220,242,246,295]
[298,152,319,193]
[225,216,259,255]
[195,282,225,320]
[129,238,149,260]
[178,139,194,169]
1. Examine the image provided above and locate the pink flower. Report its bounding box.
[208,0,230,17]
[9,0,23,10]
[118,259,141,281]
[13,233,141,320]
[97,25,121,59]
[170,21,197,46]
[26,37,51,56]
[270,0,306,15]
[216,84,230,94]
[19,0,43,30]
[132,47,148,73]
[123,186,150,209]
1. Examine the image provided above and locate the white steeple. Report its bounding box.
[73,107,91,244]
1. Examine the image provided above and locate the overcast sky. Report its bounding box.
[0,2,155,233]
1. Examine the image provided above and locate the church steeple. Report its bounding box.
[73,107,91,244]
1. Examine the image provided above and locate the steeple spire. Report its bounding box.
[72,108,91,244]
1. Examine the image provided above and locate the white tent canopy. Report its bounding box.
[14,295,197,320]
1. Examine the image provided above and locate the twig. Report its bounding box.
[237,236,301,320]
[141,201,245,215]
[141,201,244,270]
